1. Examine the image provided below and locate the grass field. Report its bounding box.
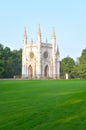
[0,80,86,130]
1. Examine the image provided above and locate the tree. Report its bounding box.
[11,49,22,77]
[75,48,86,78]
[0,43,22,78]
[0,44,5,78]
[60,56,75,78]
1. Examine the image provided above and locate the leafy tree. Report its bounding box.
[0,44,5,78]
[60,56,75,78]
[75,48,86,78]
[11,49,22,77]
[0,43,22,78]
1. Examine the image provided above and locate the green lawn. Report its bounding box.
[0,80,86,130]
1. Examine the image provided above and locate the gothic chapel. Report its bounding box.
[22,25,60,79]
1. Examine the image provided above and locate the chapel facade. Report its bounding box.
[22,25,60,79]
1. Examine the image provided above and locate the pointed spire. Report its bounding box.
[52,27,56,38]
[37,24,41,42]
[24,26,27,38]
[37,24,41,36]
[57,46,60,55]
[23,26,27,44]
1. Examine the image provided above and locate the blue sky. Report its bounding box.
[0,0,86,60]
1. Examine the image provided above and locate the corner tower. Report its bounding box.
[52,28,56,77]
[37,24,42,77]
[22,27,27,78]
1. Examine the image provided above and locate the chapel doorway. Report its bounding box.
[44,65,49,78]
[29,65,33,79]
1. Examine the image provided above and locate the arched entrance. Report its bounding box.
[44,65,49,78]
[29,65,33,79]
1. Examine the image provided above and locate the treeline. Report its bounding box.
[61,48,86,79]
[0,44,22,78]
[0,43,86,79]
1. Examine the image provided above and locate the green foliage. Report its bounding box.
[72,48,86,78]
[60,57,75,77]
[0,44,5,77]
[0,80,86,130]
[0,43,22,78]
[61,48,86,79]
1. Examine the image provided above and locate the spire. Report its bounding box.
[57,46,60,55]
[52,27,56,39]
[52,27,56,53]
[24,27,27,38]
[37,24,41,36]
[23,26,27,44]
[37,24,41,42]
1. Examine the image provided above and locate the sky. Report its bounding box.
[0,0,86,60]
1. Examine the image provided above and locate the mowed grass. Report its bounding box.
[0,80,86,130]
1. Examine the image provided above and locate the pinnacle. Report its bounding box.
[24,26,27,37]
[52,27,56,38]
[38,24,41,35]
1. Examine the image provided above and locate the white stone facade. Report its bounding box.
[22,25,60,79]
